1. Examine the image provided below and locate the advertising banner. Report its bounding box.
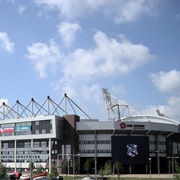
[0,127,14,133]
[15,126,31,132]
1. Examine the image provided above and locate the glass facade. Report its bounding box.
[0,120,52,163]
[0,120,52,136]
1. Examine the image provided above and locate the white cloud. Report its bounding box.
[141,96,180,121]
[150,70,180,94]
[53,77,78,99]
[27,30,155,91]
[148,70,180,121]
[63,31,156,81]
[34,0,158,23]
[81,84,102,103]
[57,21,81,47]
[0,98,8,105]
[80,84,107,119]
[27,39,62,78]
[166,96,180,120]
[18,5,26,14]
[107,0,158,23]
[35,0,104,20]
[111,85,126,95]
[0,32,14,54]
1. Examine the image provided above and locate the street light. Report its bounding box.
[72,152,80,180]
[57,154,71,175]
[57,152,80,179]
[30,150,41,180]
[167,155,179,178]
[149,158,151,179]
[155,150,160,175]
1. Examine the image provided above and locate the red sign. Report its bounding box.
[0,127,14,133]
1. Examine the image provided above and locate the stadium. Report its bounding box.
[0,89,179,176]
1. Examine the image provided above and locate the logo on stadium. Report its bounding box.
[120,122,126,129]
[126,144,138,157]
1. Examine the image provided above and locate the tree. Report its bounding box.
[29,162,35,171]
[104,160,112,176]
[98,166,105,177]
[84,159,91,175]
[174,160,180,180]
[75,161,80,174]
[62,161,68,174]
[114,161,123,180]
[0,162,7,179]
[49,165,59,179]
[34,165,45,175]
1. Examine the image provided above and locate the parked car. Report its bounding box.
[33,177,51,180]
[50,176,63,180]
[20,174,30,180]
[81,176,95,180]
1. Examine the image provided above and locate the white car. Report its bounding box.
[20,174,30,180]
[81,176,95,180]
[33,177,51,180]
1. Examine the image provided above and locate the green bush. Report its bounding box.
[0,162,7,179]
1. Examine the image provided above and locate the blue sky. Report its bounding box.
[0,0,180,121]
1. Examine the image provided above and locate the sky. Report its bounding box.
[0,0,180,122]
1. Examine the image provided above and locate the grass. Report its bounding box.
[59,175,173,180]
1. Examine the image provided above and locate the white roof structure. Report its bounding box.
[122,115,180,126]
[102,88,180,126]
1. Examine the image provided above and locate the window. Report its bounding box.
[97,140,111,144]
[9,151,14,155]
[35,130,39,134]
[41,141,47,147]
[34,141,40,148]
[17,142,24,148]
[2,143,8,148]
[42,129,46,134]
[25,142,31,148]
[9,142,14,148]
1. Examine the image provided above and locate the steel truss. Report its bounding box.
[0,94,91,120]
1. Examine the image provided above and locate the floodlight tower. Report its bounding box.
[102,88,130,121]
[102,88,149,122]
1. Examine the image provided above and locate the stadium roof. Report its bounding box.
[122,115,180,126]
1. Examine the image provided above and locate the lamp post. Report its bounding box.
[30,150,32,180]
[57,154,71,175]
[72,152,80,180]
[155,150,160,175]
[57,153,80,179]
[149,158,151,179]
[167,155,179,179]
[30,150,41,180]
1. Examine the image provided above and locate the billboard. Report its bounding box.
[111,136,149,165]
[15,126,31,132]
[0,127,14,133]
